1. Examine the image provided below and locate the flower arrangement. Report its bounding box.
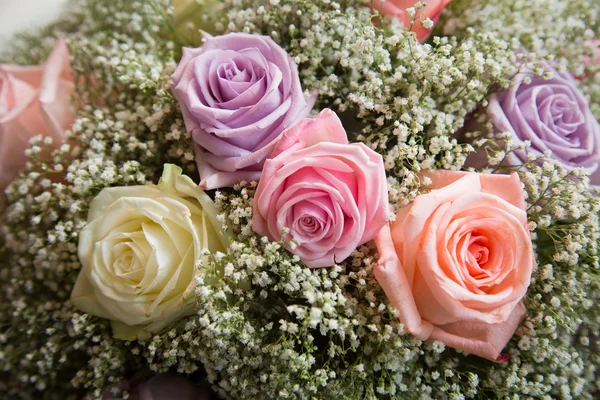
[0,0,599,399]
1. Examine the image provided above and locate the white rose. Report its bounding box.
[70,164,228,340]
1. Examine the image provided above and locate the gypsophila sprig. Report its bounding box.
[143,183,488,400]
[219,0,519,214]
[440,0,600,118]
[459,134,600,399]
[0,1,200,398]
[1,0,600,398]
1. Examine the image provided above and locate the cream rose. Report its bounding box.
[71,164,228,340]
[375,170,535,361]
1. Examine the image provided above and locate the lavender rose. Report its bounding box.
[171,33,317,189]
[488,64,600,187]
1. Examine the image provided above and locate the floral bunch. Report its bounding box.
[0,0,599,399]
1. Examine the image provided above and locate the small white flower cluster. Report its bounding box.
[463,131,600,398]
[220,0,518,214]
[0,0,198,397]
[441,0,600,119]
[143,184,484,400]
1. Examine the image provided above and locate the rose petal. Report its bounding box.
[270,108,349,157]
[374,225,434,340]
[429,302,526,362]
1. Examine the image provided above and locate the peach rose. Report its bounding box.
[0,39,75,189]
[375,0,453,42]
[252,109,389,268]
[374,170,534,361]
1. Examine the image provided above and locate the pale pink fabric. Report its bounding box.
[374,170,534,361]
[374,0,453,42]
[0,39,75,190]
[252,109,389,268]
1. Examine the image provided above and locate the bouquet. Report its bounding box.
[1,0,599,399]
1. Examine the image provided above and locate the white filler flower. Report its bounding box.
[71,164,228,340]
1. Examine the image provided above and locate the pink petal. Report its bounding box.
[374,225,434,340]
[393,173,482,286]
[270,108,349,158]
[429,302,526,362]
[39,38,76,141]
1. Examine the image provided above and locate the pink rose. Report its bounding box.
[171,33,316,189]
[375,0,453,42]
[0,39,75,189]
[252,109,389,268]
[374,170,534,361]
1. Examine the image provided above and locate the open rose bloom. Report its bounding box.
[375,170,534,361]
[488,63,600,188]
[71,164,228,340]
[252,109,389,268]
[0,39,75,190]
[171,33,316,189]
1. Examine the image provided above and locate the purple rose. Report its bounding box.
[488,64,600,187]
[171,33,317,189]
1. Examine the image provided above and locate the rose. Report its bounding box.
[374,170,534,361]
[252,109,389,268]
[375,0,453,42]
[0,39,75,189]
[71,164,228,340]
[488,63,600,187]
[171,32,317,189]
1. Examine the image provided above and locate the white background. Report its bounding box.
[0,0,68,52]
